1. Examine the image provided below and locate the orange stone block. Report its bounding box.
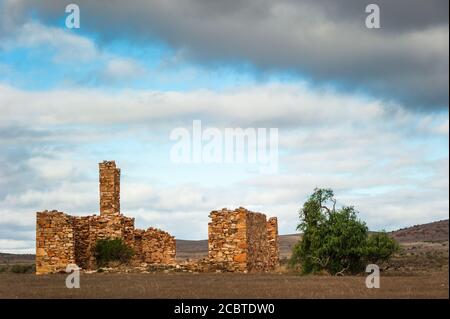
[238,242,247,249]
[233,253,247,263]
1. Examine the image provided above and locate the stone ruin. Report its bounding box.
[208,208,279,272]
[36,161,176,274]
[35,161,279,274]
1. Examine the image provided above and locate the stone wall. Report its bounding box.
[37,212,176,273]
[208,208,248,272]
[99,161,120,216]
[72,215,94,270]
[36,211,75,275]
[137,227,176,264]
[35,161,278,274]
[36,161,176,274]
[246,212,270,272]
[267,217,279,269]
[71,214,137,269]
[208,207,279,272]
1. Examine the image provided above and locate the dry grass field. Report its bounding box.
[0,220,448,299]
[0,271,448,299]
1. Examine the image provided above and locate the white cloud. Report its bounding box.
[0,81,447,253]
[2,181,97,213]
[436,118,449,135]
[101,58,145,82]
[0,82,404,128]
[0,20,147,85]
[27,156,76,180]
[0,239,35,253]
[0,21,98,62]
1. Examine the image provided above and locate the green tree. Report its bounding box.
[290,188,398,275]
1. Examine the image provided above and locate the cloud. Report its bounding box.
[0,81,448,252]
[0,82,395,128]
[100,58,145,83]
[0,18,146,86]
[0,1,447,253]
[434,118,449,135]
[2,0,448,110]
[0,239,35,254]
[0,21,98,63]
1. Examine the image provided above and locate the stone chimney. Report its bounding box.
[99,161,120,216]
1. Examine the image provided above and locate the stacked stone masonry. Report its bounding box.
[99,161,120,216]
[36,161,176,274]
[267,217,279,269]
[36,211,76,274]
[36,161,279,274]
[208,207,279,272]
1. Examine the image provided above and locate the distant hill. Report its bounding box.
[389,219,448,243]
[278,234,301,259]
[0,253,35,264]
[1,219,448,263]
[176,234,302,261]
[278,219,450,258]
[176,239,208,260]
[170,219,450,261]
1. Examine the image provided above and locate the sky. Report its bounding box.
[0,0,448,253]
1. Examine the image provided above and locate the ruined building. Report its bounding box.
[36,161,176,274]
[208,208,279,272]
[36,161,279,274]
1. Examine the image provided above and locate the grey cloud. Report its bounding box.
[3,0,449,110]
[0,124,112,210]
[315,0,448,32]
[0,145,37,200]
[0,223,34,242]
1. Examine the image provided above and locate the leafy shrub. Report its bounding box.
[290,188,399,275]
[10,264,35,274]
[366,232,400,263]
[94,238,134,267]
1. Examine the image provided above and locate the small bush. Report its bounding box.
[365,232,400,263]
[95,238,134,267]
[10,264,35,274]
[0,265,9,273]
